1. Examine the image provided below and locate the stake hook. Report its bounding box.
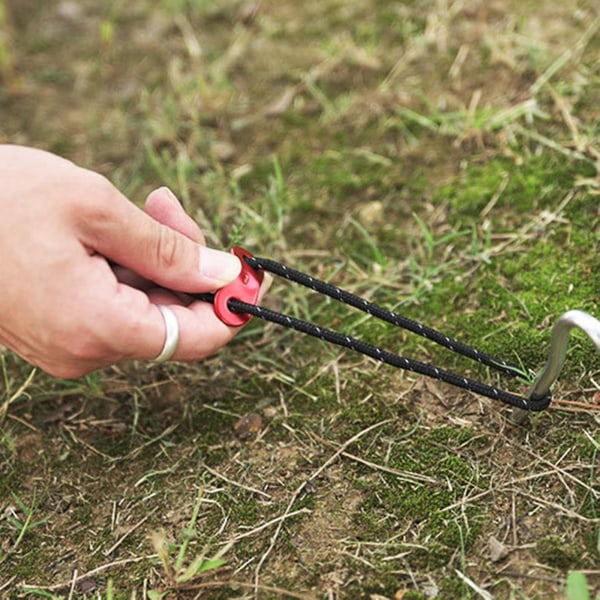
[529,310,600,401]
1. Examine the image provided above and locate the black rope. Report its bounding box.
[194,255,552,411]
[247,256,528,379]
[228,298,550,412]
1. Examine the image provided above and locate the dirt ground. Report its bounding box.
[1,0,599,598]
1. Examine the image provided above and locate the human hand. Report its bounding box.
[0,145,268,377]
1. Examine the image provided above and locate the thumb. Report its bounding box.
[81,185,241,293]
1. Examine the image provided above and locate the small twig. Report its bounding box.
[441,464,598,513]
[454,570,493,600]
[103,508,158,557]
[549,405,600,414]
[576,569,600,575]
[550,397,600,411]
[0,576,16,593]
[511,493,518,548]
[63,425,114,460]
[6,413,39,432]
[339,449,437,484]
[20,554,159,592]
[583,430,600,452]
[516,443,599,499]
[120,423,179,462]
[338,548,381,570]
[480,173,509,221]
[519,492,600,522]
[179,579,317,599]
[0,366,36,422]
[312,434,438,484]
[202,463,272,499]
[67,569,77,600]
[226,508,311,544]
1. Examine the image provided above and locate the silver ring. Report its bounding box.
[154,305,180,363]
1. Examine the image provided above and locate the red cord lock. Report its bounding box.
[213,247,264,327]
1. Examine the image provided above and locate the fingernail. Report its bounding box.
[162,186,181,206]
[199,246,242,285]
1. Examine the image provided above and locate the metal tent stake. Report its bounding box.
[528,310,600,401]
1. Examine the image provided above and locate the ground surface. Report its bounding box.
[0,1,599,598]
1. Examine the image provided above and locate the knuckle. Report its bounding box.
[66,170,121,226]
[155,225,183,271]
[81,173,118,214]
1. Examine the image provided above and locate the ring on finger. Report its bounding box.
[154,305,179,363]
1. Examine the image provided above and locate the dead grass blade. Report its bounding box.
[0,366,36,423]
[20,555,159,592]
[312,433,438,485]
[179,579,318,599]
[202,463,272,499]
[253,418,396,593]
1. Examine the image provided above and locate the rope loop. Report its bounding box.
[197,251,553,412]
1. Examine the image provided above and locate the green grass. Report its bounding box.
[1,0,599,598]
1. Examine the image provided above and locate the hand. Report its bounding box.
[0,145,267,377]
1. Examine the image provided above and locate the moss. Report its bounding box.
[536,535,581,570]
[310,148,391,196]
[328,385,397,436]
[466,244,598,376]
[400,193,598,380]
[438,575,472,598]
[342,570,406,598]
[227,496,260,525]
[186,407,239,464]
[353,426,485,568]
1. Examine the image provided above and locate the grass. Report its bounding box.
[1,0,600,598]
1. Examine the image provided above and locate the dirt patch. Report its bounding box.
[1,0,599,598]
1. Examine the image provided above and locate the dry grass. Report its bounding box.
[1,0,599,598]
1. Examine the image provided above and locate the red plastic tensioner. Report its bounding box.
[213,247,264,327]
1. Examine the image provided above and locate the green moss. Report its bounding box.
[342,570,406,598]
[536,535,581,570]
[226,496,259,525]
[32,67,74,85]
[461,241,598,376]
[408,168,598,378]
[354,426,485,568]
[438,575,472,598]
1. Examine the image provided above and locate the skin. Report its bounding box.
[0,144,269,378]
